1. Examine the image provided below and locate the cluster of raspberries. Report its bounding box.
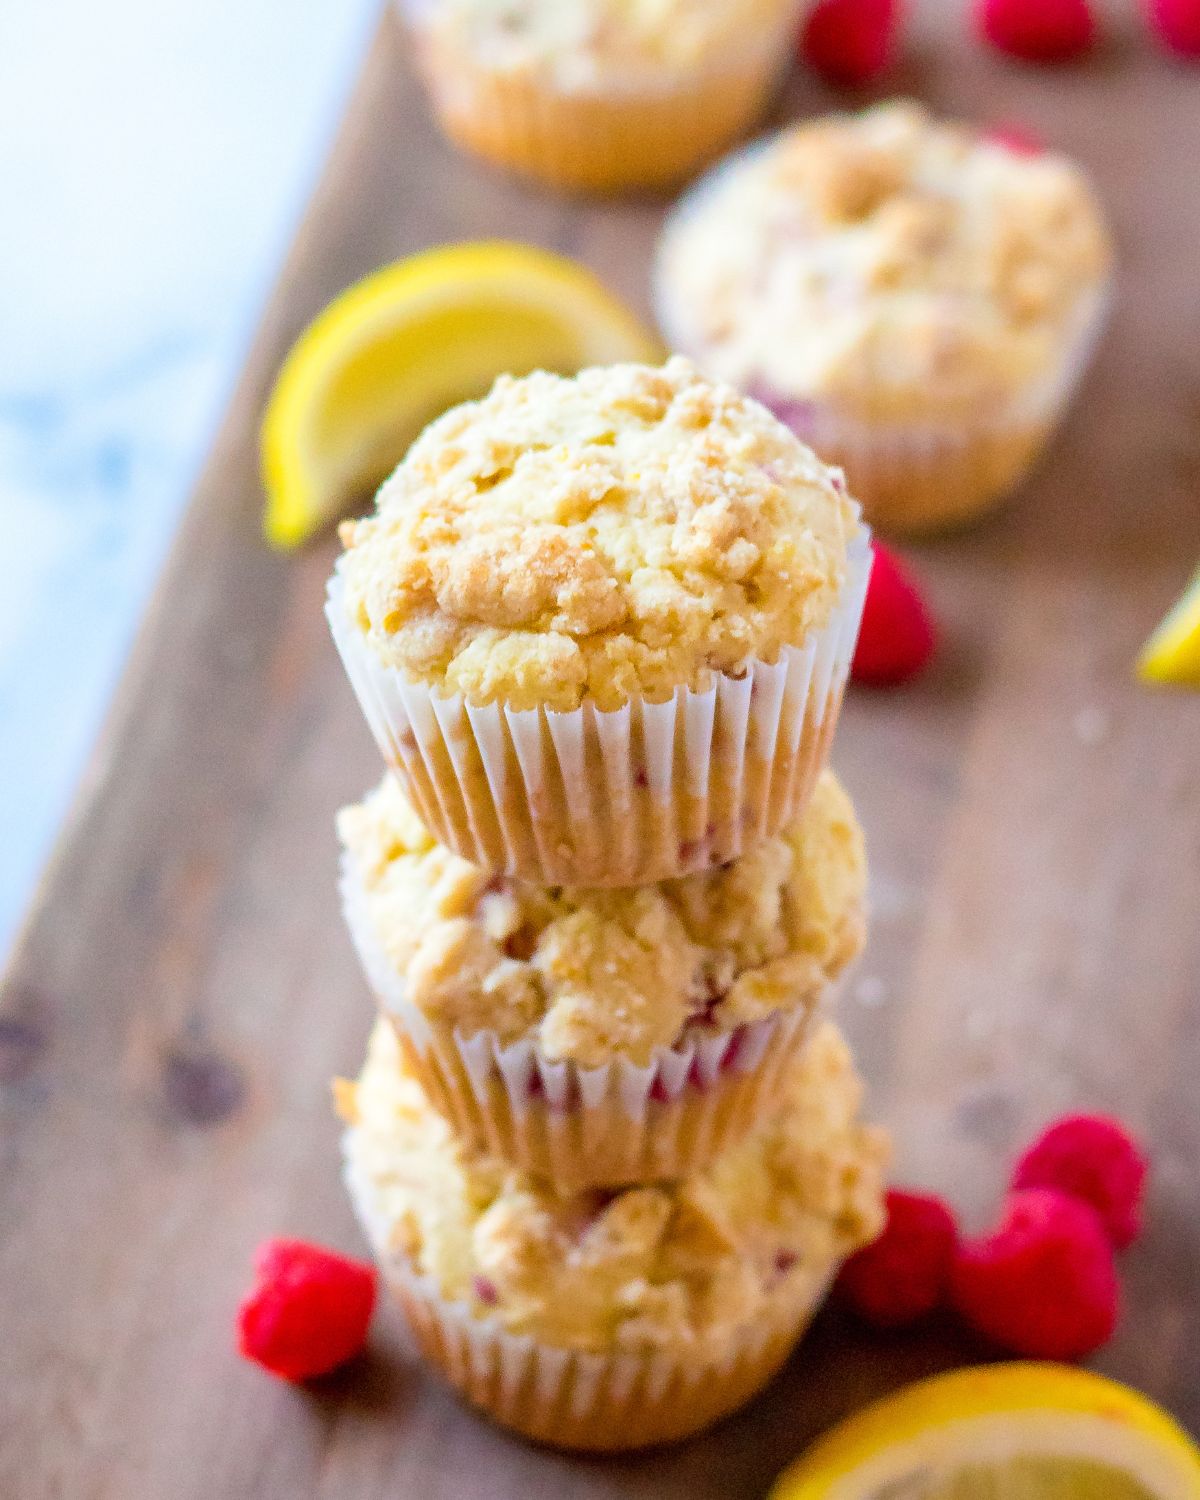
[798,0,1199,85]
[835,1113,1149,1360]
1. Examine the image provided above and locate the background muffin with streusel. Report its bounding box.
[339,766,866,1190]
[656,101,1114,534]
[399,0,804,193]
[327,357,870,887]
[338,1017,888,1449]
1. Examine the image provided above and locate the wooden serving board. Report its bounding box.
[3,9,1200,1494]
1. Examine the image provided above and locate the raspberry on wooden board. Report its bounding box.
[951,1190,1120,1361]
[800,0,901,85]
[237,1239,377,1381]
[1012,1113,1149,1250]
[837,1190,959,1328]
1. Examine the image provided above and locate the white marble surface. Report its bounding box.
[0,0,382,955]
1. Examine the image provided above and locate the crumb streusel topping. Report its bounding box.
[658,102,1113,421]
[340,1019,888,1353]
[338,768,865,1067]
[410,0,800,86]
[337,358,857,713]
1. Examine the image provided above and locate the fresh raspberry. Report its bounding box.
[1012,1113,1149,1249]
[982,123,1045,156]
[951,1189,1120,1360]
[800,0,901,85]
[237,1238,377,1381]
[976,0,1096,61]
[851,542,938,686]
[836,1190,959,1328]
[1146,0,1200,56]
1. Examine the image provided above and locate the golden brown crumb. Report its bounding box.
[336,358,857,712]
[658,102,1113,422]
[338,768,866,1067]
[417,0,801,81]
[342,1020,888,1354]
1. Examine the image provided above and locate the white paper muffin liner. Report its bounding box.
[326,527,870,888]
[348,1204,836,1451]
[340,851,822,1191]
[395,0,803,193]
[655,145,1113,535]
[743,291,1110,536]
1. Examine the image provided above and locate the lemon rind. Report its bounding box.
[260,240,662,548]
[1137,566,1200,687]
[773,1364,1200,1499]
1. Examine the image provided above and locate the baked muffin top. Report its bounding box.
[657,102,1113,421]
[338,768,866,1067]
[409,0,799,84]
[340,1019,888,1354]
[336,358,857,713]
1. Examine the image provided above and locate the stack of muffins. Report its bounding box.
[326,357,888,1450]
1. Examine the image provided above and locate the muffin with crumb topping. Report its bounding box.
[327,357,870,887]
[656,102,1113,534]
[399,0,803,193]
[338,1017,888,1449]
[338,767,866,1190]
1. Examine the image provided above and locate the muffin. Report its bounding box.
[327,358,870,887]
[656,101,1114,535]
[399,0,803,193]
[338,1018,888,1449]
[338,767,865,1190]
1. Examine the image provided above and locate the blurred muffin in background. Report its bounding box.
[398,0,804,193]
[656,101,1114,534]
[339,1018,888,1449]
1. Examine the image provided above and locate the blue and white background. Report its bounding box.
[0,1,381,955]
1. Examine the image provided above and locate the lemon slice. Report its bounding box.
[771,1365,1200,1500]
[260,240,662,547]
[1138,566,1200,687]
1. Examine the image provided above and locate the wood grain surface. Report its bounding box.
[3,7,1199,1494]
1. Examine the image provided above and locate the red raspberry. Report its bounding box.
[982,123,1045,156]
[1146,0,1200,55]
[951,1189,1119,1360]
[1012,1113,1149,1250]
[976,0,1096,60]
[851,542,937,686]
[800,0,901,85]
[237,1238,377,1381]
[836,1189,959,1328]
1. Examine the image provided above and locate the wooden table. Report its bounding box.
[3,8,1199,1494]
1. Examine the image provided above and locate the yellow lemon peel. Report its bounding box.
[771,1364,1200,1500]
[1138,565,1200,688]
[260,241,661,548]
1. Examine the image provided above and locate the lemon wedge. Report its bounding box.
[771,1365,1200,1500]
[260,240,662,547]
[1138,566,1200,687]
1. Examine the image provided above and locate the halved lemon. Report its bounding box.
[260,240,662,547]
[1138,566,1200,687]
[771,1365,1200,1499]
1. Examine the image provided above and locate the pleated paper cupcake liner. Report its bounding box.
[656,157,1113,535]
[397,0,801,193]
[340,852,820,1191]
[326,526,870,888]
[738,289,1111,537]
[354,1239,834,1451]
